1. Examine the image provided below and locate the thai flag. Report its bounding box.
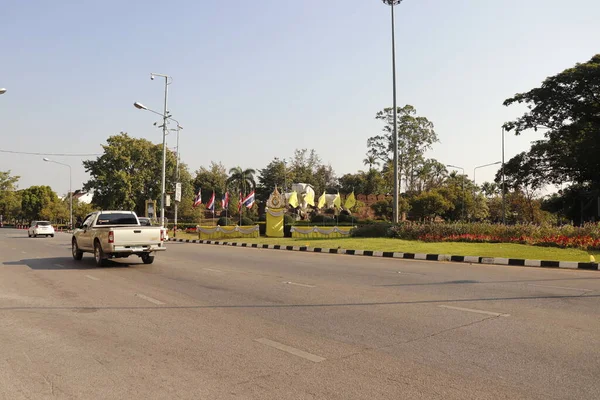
[242,190,255,208]
[207,191,216,212]
[192,189,202,208]
[221,192,229,209]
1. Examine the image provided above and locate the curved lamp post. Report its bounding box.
[43,158,72,230]
[474,161,501,186]
[381,0,403,223]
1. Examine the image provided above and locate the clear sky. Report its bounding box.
[1,0,598,196]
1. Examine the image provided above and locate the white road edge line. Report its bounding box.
[283,281,316,288]
[438,305,510,317]
[135,293,165,305]
[255,338,325,363]
[527,284,593,292]
[203,268,223,273]
[54,264,65,268]
[85,275,100,281]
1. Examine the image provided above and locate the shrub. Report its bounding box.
[217,217,234,226]
[258,221,266,235]
[351,223,392,238]
[311,214,335,224]
[337,214,355,223]
[240,216,255,226]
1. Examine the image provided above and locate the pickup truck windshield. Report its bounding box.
[96,214,139,225]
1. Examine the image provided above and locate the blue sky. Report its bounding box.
[1,0,598,196]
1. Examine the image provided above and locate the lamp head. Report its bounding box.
[133,102,147,110]
[150,74,155,81]
[0,88,6,94]
[43,158,50,162]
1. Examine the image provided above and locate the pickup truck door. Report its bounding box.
[78,214,96,250]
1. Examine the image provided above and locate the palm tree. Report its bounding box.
[363,152,379,171]
[227,166,256,196]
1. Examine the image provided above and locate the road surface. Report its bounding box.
[1,228,599,399]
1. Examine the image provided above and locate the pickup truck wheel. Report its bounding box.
[72,239,83,260]
[94,242,106,267]
[141,254,154,264]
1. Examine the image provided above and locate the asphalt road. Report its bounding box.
[1,228,599,399]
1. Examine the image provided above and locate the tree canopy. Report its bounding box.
[503,54,600,189]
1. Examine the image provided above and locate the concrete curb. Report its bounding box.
[168,238,599,271]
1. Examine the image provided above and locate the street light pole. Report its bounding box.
[382,0,403,224]
[43,158,72,230]
[447,164,465,220]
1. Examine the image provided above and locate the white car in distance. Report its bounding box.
[28,221,55,238]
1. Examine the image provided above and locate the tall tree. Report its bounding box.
[83,132,181,216]
[0,171,21,221]
[21,186,60,221]
[367,105,439,193]
[257,158,286,201]
[193,162,228,199]
[503,54,600,190]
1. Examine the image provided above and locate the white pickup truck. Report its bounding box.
[71,211,166,266]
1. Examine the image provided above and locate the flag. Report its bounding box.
[344,191,356,209]
[221,191,229,209]
[207,191,216,212]
[242,190,255,208]
[317,191,326,209]
[288,191,299,208]
[192,189,202,208]
[333,192,341,208]
[304,190,315,207]
[238,192,243,211]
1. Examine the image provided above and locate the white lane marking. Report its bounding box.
[85,275,100,281]
[21,251,27,254]
[203,268,223,273]
[54,264,65,268]
[135,294,165,305]
[283,281,316,288]
[438,305,510,317]
[527,284,593,292]
[255,338,325,363]
[397,271,425,275]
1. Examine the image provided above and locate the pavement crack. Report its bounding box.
[399,315,500,346]
[338,315,500,361]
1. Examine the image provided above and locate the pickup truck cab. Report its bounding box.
[72,211,166,266]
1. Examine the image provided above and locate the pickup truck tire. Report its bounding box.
[72,239,83,260]
[94,241,106,267]
[141,254,154,264]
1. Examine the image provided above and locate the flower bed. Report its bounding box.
[387,222,600,251]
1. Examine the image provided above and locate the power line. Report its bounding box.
[0,149,101,157]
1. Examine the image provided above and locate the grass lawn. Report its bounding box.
[169,232,600,263]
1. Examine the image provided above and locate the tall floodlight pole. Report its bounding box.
[502,126,506,224]
[382,0,403,223]
[151,73,171,228]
